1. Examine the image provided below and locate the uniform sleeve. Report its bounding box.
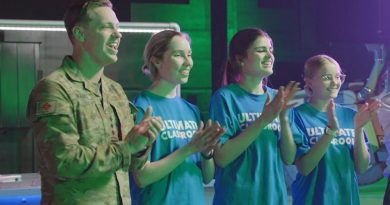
[128,97,151,167]
[209,91,237,144]
[289,109,310,160]
[129,146,151,171]
[27,80,132,179]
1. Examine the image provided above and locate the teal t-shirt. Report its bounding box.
[130,91,205,205]
[291,103,361,205]
[209,84,288,205]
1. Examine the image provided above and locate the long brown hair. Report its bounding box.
[222,28,273,86]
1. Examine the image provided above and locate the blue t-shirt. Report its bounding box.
[130,91,205,205]
[209,84,288,205]
[291,103,362,205]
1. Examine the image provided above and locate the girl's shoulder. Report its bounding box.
[180,97,201,114]
[335,103,357,115]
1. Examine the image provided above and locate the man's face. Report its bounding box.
[81,6,122,67]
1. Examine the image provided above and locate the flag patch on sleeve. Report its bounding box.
[36,101,56,115]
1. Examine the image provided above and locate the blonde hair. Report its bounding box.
[303,54,342,97]
[142,30,191,81]
[303,54,341,79]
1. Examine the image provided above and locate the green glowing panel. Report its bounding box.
[0,43,37,127]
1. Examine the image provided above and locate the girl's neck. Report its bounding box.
[308,98,330,112]
[148,79,178,98]
[238,74,265,95]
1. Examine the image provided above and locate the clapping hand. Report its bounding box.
[279,81,301,117]
[125,106,163,154]
[261,81,300,124]
[354,100,381,129]
[326,99,339,131]
[187,120,225,155]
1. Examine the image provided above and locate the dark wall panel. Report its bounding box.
[0,0,131,21]
[0,1,71,20]
[318,0,390,43]
[131,0,189,3]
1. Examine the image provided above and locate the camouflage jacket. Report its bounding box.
[27,56,145,205]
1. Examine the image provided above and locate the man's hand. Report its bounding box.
[125,106,163,154]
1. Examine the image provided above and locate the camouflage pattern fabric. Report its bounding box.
[27,56,144,205]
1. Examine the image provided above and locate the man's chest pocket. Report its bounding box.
[76,97,109,145]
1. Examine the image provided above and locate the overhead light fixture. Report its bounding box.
[0,20,180,33]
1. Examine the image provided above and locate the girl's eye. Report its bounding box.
[321,75,332,81]
[256,48,273,53]
[320,74,347,83]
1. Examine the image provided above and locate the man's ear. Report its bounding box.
[73,26,85,42]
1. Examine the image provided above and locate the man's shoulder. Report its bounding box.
[102,75,126,95]
[34,67,67,90]
[43,68,67,82]
[103,75,122,88]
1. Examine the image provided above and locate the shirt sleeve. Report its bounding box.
[128,103,152,170]
[290,109,310,160]
[134,106,146,124]
[209,91,237,144]
[27,80,132,179]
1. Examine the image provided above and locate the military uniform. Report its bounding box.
[27,56,145,205]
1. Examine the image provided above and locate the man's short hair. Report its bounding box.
[63,0,113,43]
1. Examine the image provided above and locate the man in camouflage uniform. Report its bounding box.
[26,0,162,204]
